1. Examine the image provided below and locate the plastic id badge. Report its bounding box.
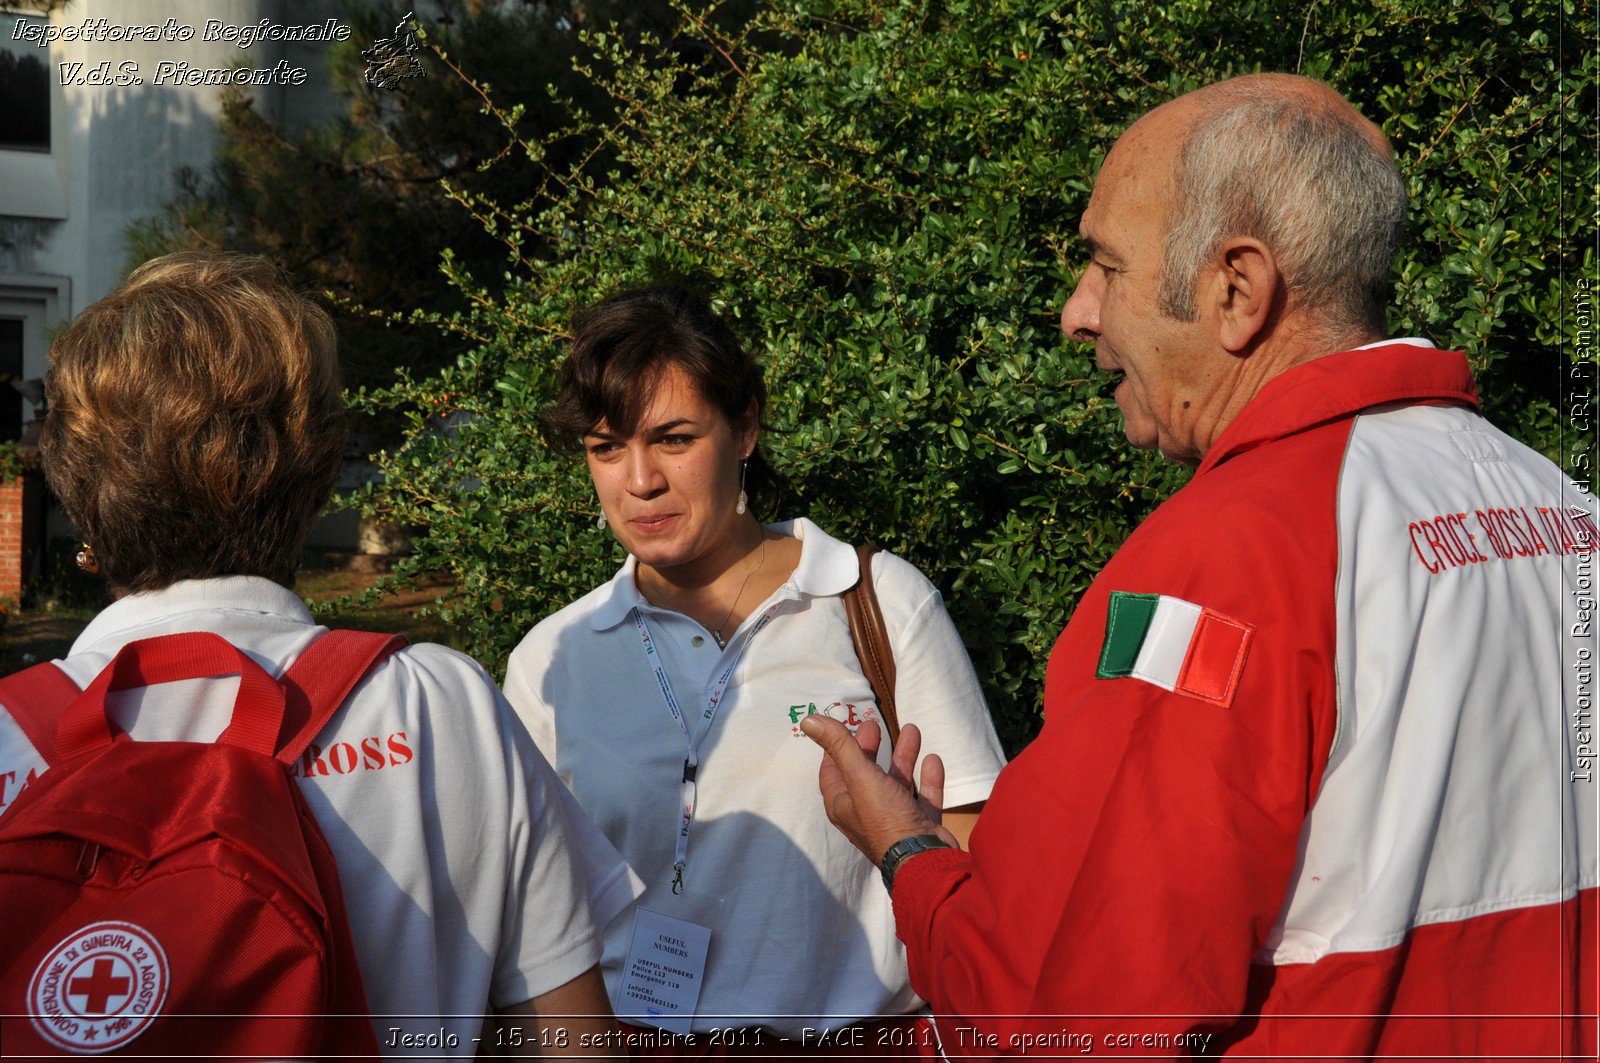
[616,908,712,1034]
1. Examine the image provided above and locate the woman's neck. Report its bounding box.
[634,521,803,642]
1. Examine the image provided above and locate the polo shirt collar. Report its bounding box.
[587,517,862,631]
[71,575,314,655]
[781,517,862,598]
[588,559,650,631]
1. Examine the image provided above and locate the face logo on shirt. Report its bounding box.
[787,701,880,737]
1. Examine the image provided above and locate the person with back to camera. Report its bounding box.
[0,251,636,1056]
[502,285,1008,1056]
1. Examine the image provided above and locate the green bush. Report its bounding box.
[0,443,30,484]
[126,0,689,441]
[352,0,1596,753]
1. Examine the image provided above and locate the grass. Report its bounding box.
[0,544,460,674]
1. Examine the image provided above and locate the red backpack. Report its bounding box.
[0,629,402,1057]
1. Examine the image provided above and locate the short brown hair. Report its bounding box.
[1157,76,1406,335]
[543,285,777,503]
[544,286,766,437]
[41,251,346,593]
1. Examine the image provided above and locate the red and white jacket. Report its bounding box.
[894,341,1598,1058]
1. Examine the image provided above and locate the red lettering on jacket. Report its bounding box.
[361,736,386,770]
[1410,523,1442,573]
[1417,503,1594,575]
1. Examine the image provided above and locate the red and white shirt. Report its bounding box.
[891,341,1598,1058]
[0,577,639,1054]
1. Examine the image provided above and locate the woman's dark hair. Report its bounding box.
[544,285,779,505]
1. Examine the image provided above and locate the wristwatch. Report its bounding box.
[879,834,954,892]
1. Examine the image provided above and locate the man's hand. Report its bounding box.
[801,717,958,864]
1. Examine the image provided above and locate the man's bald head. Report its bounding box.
[1165,73,1392,152]
[1139,74,1405,340]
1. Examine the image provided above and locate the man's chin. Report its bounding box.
[1121,425,1160,452]
[1122,425,1199,467]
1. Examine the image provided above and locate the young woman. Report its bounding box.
[503,286,1006,1053]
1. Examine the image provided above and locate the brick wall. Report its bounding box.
[0,474,39,601]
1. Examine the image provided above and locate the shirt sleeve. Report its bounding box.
[352,642,599,1012]
[504,629,645,937]
[492,711,606,1007]
[504,636,557,758]
[871,551,1006,808]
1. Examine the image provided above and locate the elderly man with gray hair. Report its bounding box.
[803,74,1597,1058]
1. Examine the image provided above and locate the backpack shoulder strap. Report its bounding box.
[0,662,83,768]
[277,630,407,765]
[842,544,900,744]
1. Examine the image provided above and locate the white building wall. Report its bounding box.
[2,0,348,336]
[0,0,359,547]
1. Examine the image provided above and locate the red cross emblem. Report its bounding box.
[68,957,132,1014]
[29,922,168,1052]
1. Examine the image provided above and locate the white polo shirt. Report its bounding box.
[504,518,1006,1035]
[0,576,639,1054]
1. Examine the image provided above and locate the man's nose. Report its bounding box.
[1061,270,1101,342]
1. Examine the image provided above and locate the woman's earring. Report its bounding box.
[736,460,748,516]
[76,542,99,574]
[595,507,608,529]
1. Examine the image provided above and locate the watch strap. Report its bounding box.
[880,833,953,892]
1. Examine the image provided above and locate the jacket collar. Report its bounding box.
[1197,339,1478,476]
[587,517,860,631]
[71,576,313,655]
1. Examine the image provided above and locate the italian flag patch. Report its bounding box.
[1096,592,1254,707]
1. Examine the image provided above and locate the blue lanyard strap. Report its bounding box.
[631,603,779,894]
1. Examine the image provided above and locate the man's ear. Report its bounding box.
[1207,237,1280,352]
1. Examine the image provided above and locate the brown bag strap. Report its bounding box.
[843,544,900,744]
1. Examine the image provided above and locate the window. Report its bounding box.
[0,318,23,439]
[0,14,50,152]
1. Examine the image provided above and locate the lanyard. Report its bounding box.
[631,603,779,894]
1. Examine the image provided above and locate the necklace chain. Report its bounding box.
[643,533,769,650]
[710,535,766,648]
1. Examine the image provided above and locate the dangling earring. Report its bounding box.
[595,508,608,529]
[76,542,99,574]
[735,459,748,515]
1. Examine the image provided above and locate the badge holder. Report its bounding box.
[616,894,729,1035]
